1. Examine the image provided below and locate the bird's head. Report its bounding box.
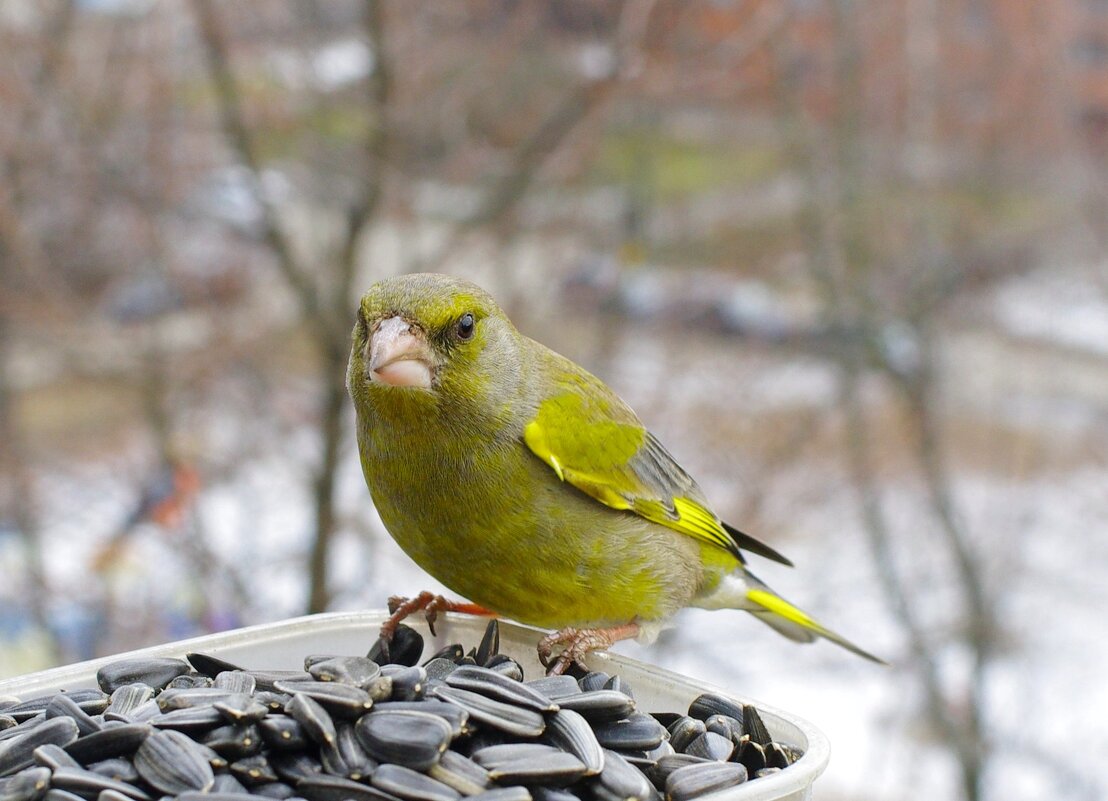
[348,273,523,424]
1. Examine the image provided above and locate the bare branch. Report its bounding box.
[189,0,325,336]
[423,0,661,270]
[335,0,391,303]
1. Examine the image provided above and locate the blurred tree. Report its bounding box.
[189,0,662,613]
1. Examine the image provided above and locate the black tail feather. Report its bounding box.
[721,522,794,567]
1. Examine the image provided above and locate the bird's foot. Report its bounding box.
[381,591,493,640]
[538,622,641,676]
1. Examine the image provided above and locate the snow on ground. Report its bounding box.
[992,264,1108,356]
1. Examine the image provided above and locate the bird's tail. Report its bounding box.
[696,572,886,664]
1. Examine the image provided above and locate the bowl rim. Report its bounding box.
[0,611,830,801]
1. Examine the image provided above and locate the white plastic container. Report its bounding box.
[0,612,829,800]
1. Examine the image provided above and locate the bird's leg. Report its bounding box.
[381,591,494,639]
[538,622,641,676]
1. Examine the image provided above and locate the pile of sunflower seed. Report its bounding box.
[0,621,802,801]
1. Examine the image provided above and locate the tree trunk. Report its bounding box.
[306,342,349,613]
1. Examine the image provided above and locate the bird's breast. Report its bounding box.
[356,406,705,629]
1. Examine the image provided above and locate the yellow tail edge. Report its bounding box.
[746,588,888,665]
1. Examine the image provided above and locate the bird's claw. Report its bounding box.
[538,622,641,676]
[380,592,494,642]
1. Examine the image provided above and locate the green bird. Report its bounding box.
[348,273,882,671]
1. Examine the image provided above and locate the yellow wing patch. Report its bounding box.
[524,418,632,509]
[633,496,738,556]
[523,397,741,560]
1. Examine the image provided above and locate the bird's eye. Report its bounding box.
[456,312,476,341]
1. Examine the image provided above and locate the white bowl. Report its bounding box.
[0,611,829,801]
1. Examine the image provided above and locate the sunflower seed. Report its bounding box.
[150,705,224,732]
[592,714,667,752]
[184,652,244,679]
[602,676,633,699]
[482,656,523,683]
[578,672,610,693]
[702,715,739,743]
[285,694,336,747]
[244,671,312,693]
[43,697,100,738]
[592,749,654,801]
[664,761,747,801]
[42,791,84,801]
[50,766,152,801]
[86,756,141,784]
[230,754,278,785]
[4,692,107,724]
[213,695,270,724]
[177,793,261,801]
[258,716,308,752]
[683,732,733,762]
[254,691,292,713]
[425,645,465,665]
[31,743,79,772]
[432,688,544,738]
[273,681,373,718]
[63,723,151,763]
[95,659,190,694]
[211,772,250,794]
[167,675,213,690]
[740,705,771,747]
[0,721,42,747]
[541,709,603,776]
[319,724,377,781]
[213,671,257,695]
[251,782,299,799]
[554,691,634,724]
[468,789,531,801]
[379,666,424,703]
[686,695,743,727]
[445,666,556,713]
[133,729,215,794]
[521,677,579,702]
[427,750,490,796]
[367,676,395,703]
[763,742,792,769]
[298,774,399,801]
[376,701,470,739]
[372,763,461,801]
[269,751,322,784]
[368,625,424,667]
[104,685,154,720]
[0,717,80,776]
[472,744,586,787]
[308,657,382,689]
[666,717,705,754]
[528,789,573,801]
[156,687,247,712]
[423,659,459,683]
[0,766,50,801]
[733,739,765,773]
[649,754,712,787]
[355,709,452,771]
[475,621,500,666]
[202,723,262,760]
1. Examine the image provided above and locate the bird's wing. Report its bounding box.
[521,353,791,566]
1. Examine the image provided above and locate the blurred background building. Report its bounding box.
[1,2,1105,800]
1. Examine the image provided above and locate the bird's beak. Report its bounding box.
[369,316,434,389]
